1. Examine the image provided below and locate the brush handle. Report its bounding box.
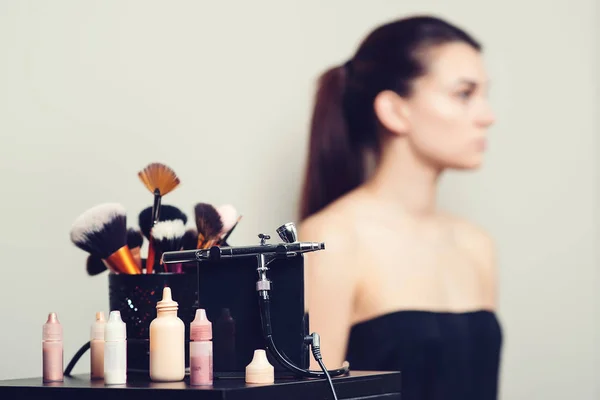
[105,245,142,274]
[146,236,156,274]
[197,233,206,249]
[151,189,162,226]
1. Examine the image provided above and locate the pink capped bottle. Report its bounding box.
[190,309,213,385]
[42,312,63,382]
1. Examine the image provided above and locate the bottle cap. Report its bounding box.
[190,309,212,341]
[245,349,274,384]
[156,287,178,311]
[104,311,126,341]
[43,312,62,342]
[90,311,106,340]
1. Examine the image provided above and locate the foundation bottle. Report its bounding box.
[90,312,106,380]
[149,287,185,382]
[42,312,63,382]
[190,309,213,385]
[104,311,127,385]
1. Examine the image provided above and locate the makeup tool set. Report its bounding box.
[51,162,348,399]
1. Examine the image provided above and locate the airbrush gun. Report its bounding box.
[161,222,350,382]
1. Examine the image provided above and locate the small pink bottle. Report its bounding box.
[190,309,213,385]
[42,312,63,382]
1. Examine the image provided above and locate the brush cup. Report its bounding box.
[108,269,198,374]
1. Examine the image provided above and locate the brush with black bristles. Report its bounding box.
[86,255,108,276]
[138,205,188,240]
[179,227,199,272]
[152,220,186,273]
[85,227,145,276]
[138,162,181,273]
[181,228,199,250]
[70,203,141,275]
[139,204,187,273]
[194,203,223,249]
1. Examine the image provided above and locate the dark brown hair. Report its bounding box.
[299,16,481,220]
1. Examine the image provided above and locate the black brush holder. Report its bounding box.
[107,270,199,373]
[106,255,309,379]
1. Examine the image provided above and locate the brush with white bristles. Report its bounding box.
[70,203,141,275]
[194,203,223,249]
[216,204,242,246]
[151,219,186,273]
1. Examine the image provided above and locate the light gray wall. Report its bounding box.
[0,1,597,399]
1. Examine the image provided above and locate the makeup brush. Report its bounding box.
[70,203,141,275]
[138,163,181,224]
[152,220,186,273]
[139,205,187,273]
[219,216,243,246]
[85,229,144,276]
[138,205,188,240]
[216,204,239,234]
[181,228,199,250]
[86,255,108,276]
[179,228,200,272]
[127,227,144,269]
[194,203,224,249]
[138,162,181,274]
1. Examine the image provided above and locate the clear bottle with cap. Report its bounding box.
[90,312,106,380]
[190,309,213,385]
[104,310,127,385]
[42,312,63,382]
[149,287,185,382]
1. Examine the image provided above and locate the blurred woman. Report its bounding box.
[299,15,501,400]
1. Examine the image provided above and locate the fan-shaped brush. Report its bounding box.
[70,203,141,274]
[194,203,223,249]
[152,220,186,273]
[138,163,180,225]
[85,228,145,275]
[138,162,181,274]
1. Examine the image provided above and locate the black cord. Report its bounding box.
[309,332,338,400]
[258,295,350,378]
[64,341,91,376]
[316,357,337,400]
[258,293,346,400]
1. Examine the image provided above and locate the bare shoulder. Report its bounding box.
[443,213,498,308]
[440,212,496,273]
[298,193,364,285]
[298,193,362,248]
[450,216,495,258]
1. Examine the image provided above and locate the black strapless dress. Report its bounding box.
[345,310,502,400]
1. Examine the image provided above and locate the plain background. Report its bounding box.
[0,1,597,399]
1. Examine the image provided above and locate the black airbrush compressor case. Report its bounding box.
[195,254,310,378]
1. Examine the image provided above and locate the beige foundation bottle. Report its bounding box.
[149,287,185,382]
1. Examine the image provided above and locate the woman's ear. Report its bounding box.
[373,90,410,136]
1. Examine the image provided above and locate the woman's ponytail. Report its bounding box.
[299,64,366,221]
